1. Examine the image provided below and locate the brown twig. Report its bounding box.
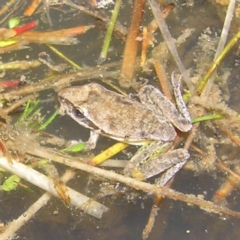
[119,0,146,88]
[24,146,240,219]
[214,120,240,147]
[65,0,127,39]
[213,162,240,205]
[0,64,120,100]
[13,25,94,45]
[4,94,36,114]
[216,160,240,182]
[148,0,194,93]
[0,40,29,54]
[152,51,173,101]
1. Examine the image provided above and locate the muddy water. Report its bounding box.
[1,1,240,239]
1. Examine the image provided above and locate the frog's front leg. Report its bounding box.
[84,131,99,151]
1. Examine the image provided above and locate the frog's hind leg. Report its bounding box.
[171,71,191,123]
[155,160,186,187]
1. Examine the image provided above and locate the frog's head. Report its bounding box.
[58,86,99,131]
[58,85,91,104]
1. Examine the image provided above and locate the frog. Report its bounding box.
[58,72,192,186]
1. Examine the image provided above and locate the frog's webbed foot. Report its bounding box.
[84,131,99,151]
[155,159,187,187]
[131,78,149,91]
[171,71,192,124]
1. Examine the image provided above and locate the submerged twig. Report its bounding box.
[65,0,127,39]
[46,44,82,70]
[202,0,236,98]
[4,95,36,114]
[24,0,41,16]
[119,0,145,88]
[25,146,240,219]
[13,25,94,45]
[0,169,76,239]
[98,0,122,64]
[0,60,41,70]
[152,43,173,101]
[0,0,18,16]
[213,163,240,204]
[214,120,240,148]
[0,64,120,100]
[0,156,108,218]
[148,0,194,93]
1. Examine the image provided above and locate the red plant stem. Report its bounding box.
[13,20,38,35]
[0,80,21,88]
[2,21,38,39]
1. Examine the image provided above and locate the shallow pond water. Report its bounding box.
[0,0,240,239]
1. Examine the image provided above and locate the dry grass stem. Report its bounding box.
[148,0,194,93]
[65,0,127,39]
[0,156,108,219]
[214,120,240,147]
[24,146,240,219]
[0,66,120,100]
[0,169,78,239]
[202,0,236,98]
[152,57,173,101]
[120,0,145,88]
[4,94,36,114]
[217,160,240,182]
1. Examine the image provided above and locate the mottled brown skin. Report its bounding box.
[59,82,192,184]
[58,83,176,144]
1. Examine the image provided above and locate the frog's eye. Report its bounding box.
[74,108,84,117]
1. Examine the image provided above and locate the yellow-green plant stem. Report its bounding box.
[0,39,18,47]
[18,100,40,122]
[39,109,58,130]
[197,30,240,93]
[98,0,122,64]
[46,44,82,70]
[191,114,222,124]
[61,142,85,153]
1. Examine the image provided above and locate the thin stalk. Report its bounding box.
[148,0,194,93]
[0,156,108,218]
[26,146,240,219]
[46,44,82,70]
[197,30,240,93]
[38,109,58,130]
[98,0,122,64]
[88,142,128,165]
[191,114,222,123]
[0,0,17,16]
[201,0,236,98]
[120,0,145,88]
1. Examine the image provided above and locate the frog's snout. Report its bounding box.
[58,96,68,116]
[58,104,66,116]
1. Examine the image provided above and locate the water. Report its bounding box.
[0,0,240,239]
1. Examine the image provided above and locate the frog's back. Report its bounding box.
[59,83,176,143]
